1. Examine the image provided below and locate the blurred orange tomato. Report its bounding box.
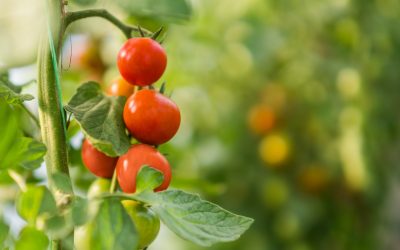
[247,104,276,135]
[63,35,105,81]
[259,133,290,167]
[106,77,135,98]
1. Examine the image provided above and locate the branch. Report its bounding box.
[65,9,152,39]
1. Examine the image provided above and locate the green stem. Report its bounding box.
[64,9,152,39]
[38,0,72,249]
[110,169,118,193]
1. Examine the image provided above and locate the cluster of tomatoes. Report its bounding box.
[247,84,290,168]
[79,37,180,249]
[248,84,330,200]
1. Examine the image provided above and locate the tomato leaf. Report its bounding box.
[70,0,97,6]
[134,189,254,247]
[0,83,34,105]
[44,213,74,240]
[0,72,22,93]
[15,227,49,250]
[18,138,47,170]
[136,165,164,193]
[65,82,130,157]
[0,220,9,247]
[16,185,58,225]
[1,137,47,170]
[71,196,89,226]
[0,100,21,169]
[0,100,46,170]
[117,0,192,23]
[91,198,139,250]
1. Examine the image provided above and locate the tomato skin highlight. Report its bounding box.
[81,139,118,178]
[106,76,135,98]
[116,144,172,193]
[117,38,167,86]
[123,89,181,145]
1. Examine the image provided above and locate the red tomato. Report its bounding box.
[106,76,135,98]
[81,139,118,178]
[117,38,167,86]
[123,89,180,145]
[116,144,171,193]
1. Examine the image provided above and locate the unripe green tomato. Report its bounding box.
[87,178,111,199]
[122,200,160,249]
[87,178,112,221]
[74,224,93,250]
[76,179,111,250]
[262,177,289,209]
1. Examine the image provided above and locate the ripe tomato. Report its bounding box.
[124,89,180,145]
[117,38,167,86]
[122,200,160,249]
[81,139,118,178]
[247,104,276,135]
[106,76,135,98]
[116,144,171,193]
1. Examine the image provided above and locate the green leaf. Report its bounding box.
[71,196,89,226]
[16,185,58,224]
[0,220,9,246]
[1,137,46,170]
[65,82,130,157]
[51,172,73,194]
[42,197,88,239]
[0,101,46,170]
[0,84,34,105]
[44,214,73,240]
[136,165,164,193]
[18,138,47,170]
[70,0,97,6]
[159,81,166,94]
[0,72,22,93]
[135,189,254,247]
[15,227,49,250]
[117,0,192,22]
[91,198,138,250]
[0,100,21,169]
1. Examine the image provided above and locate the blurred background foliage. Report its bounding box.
[1,0,400,249]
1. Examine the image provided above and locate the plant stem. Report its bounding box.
[64,9,152,39]
[110,169,118,193]
[38,0,72,249]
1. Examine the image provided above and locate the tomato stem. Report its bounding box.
[64,9,153,39]
[110,169,118,193]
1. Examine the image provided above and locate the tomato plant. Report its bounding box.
[117,38,167,86]
[0,1,253,249]
[123,89,181,145]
